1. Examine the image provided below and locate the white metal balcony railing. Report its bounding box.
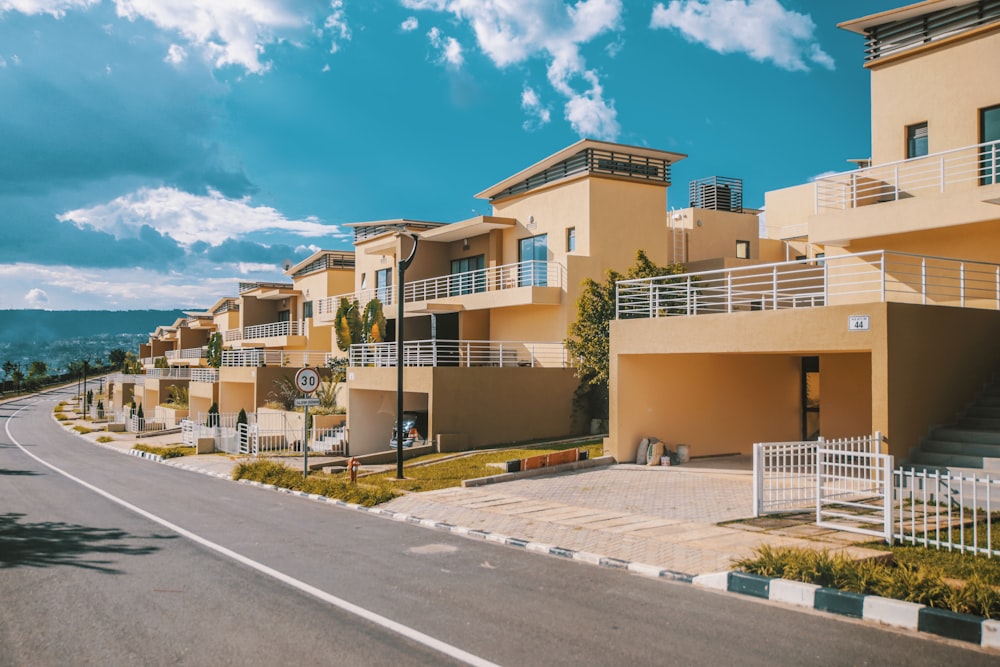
[107,373,145,385]
[815,139,999,213]
[190,368,220,383]
[223,320,304,343]
[165,347,207,360]
[221,349,331,368]
[144,367,192,379]
[314,260,566,317]
[349,339,570,368]
[616,250,1000,319]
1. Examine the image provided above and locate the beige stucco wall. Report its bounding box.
[609,300,1000,462]
[670,207,761,263]
[870,28,1000,164]
[189,380,218,418]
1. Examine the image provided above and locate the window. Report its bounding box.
[303,301,313,319]
[375,268,392,304]
[360,273,367,289]
[450,255,485,295]
[567,227,576,252]
[981,105,1000,185]
[518,234,548,287]
[735,240,750,259]
[906,122,928,159]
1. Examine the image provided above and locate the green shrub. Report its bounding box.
[96,436,114,443]
[72,425,93,434]
[133,444,194,459]
[55,413,68,421]
[232,459,398,507]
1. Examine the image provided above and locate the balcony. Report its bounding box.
[314,260,566,321]
[165,347,207,365]
[144,368,192,380]
[190,368,219,383]
[811,140,1000,244]
[349,339,570,368]
[221,349,331,368]
[616,251,1000,319]
[223,320,306,347]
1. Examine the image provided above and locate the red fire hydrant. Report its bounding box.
[348,457,360,483]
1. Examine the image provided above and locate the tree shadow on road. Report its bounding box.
[0,468,40,476]
[0,513,175,573]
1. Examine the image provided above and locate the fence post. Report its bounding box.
[921,258,927,305]
[883,454,894,544]
[960,262,966,308]
[752,443,761,517]
[772,266,778,310]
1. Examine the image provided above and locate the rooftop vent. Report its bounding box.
[689,176,743,213]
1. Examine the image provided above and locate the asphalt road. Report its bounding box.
[0,386,996,666]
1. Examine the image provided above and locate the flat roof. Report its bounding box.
[475,138,687,200]
[838,0,968,34]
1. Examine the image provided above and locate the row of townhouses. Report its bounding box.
[107,1,1000,469]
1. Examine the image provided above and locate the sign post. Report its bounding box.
[294,367,320,478]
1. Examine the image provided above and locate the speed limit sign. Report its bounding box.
[294,367,320,394]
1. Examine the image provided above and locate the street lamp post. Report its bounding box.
[395,231,419,480]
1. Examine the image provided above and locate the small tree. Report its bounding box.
[108,348,127,370]
[28,360,47,379]
[565,250,685,419]
[136,403,144,420]
[206,402,220,427]
[96,399,104,419]
[362,298,387,344]
[206,333,223,368]
[334,298,362,352]
[154,357,168,369]
[10,368,23,395]
[86,389,93,409]
[236,408,248,428]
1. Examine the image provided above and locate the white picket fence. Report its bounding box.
[753,432,1000,556]
[181,413,347,456]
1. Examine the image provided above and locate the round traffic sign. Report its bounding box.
[294,367,320,394]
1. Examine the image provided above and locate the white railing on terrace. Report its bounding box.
[223,320,304,342]
[315,288,396,318]
[221,349,331,368]
[165,347,206,360]
[815,139,999,212]
[404,260,565,302]
[108,373,145,385]
[190,368,219,383]
[616,251,1000,319]
[314,261,566,317]
[145,368,192,379]
[350,339,569,368]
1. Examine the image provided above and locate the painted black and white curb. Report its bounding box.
[691,570,1000,649]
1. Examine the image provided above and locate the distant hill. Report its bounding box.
[0,309,187,373]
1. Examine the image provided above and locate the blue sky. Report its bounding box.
[0,0,903,310]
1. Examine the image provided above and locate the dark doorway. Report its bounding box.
[802,356,820,441]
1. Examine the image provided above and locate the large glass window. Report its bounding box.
[906,122,928,159]
[450,254,485,295]
[518,234,548,287]
[981,105,1000,185]
[567,227,576,252]
[375,267,392,304]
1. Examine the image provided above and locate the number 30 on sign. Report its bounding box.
[294,367,320,394]
[849,315,870,331]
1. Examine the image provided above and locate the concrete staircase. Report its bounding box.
[907,383,1000,472]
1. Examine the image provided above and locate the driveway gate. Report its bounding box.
[816,447,893,542]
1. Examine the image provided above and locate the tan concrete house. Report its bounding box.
[608,0,1000,466]
[319,140,774,455]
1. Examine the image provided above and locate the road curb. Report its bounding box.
[693,571,997,648]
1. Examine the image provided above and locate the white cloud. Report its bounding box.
[520,86,550,131]
[401,16,418,31]
[401,0,624,140]
[294,244,322,254]
[24,287,49,306]
[0,263,248,309]
[324,0,351,54]
[427,26,463,68]
[650,0,834,72]
[0,0,99,19]
[237,261,281,274]
[57,187,346,248]
[164,43,188,65]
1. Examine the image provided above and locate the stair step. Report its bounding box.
[920,439,1000,458]
[965,406,1000,419]
[977,394,1000,407]
[930,427,1000,445]
[908,451,986,469]
[957,416,1000,430]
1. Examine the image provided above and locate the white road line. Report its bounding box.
[4,403,501,667]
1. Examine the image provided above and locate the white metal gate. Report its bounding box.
[816,447,893,541]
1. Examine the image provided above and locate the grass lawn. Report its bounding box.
[365,441,605,492]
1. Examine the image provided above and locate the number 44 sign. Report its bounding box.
[849,315,870,331]
[294,367,320,394]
